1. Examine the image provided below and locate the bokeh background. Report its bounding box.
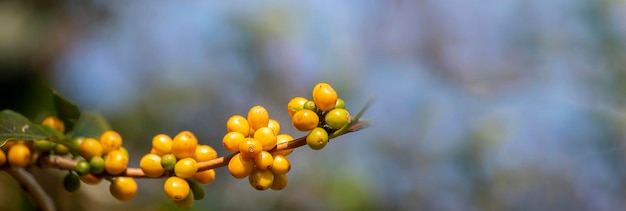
[2,0,626,210]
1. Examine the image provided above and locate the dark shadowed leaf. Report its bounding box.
[52,90,81,133]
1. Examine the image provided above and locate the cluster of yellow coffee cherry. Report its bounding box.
[288,82,352,150]
[223,105,293,190]
[140,131,217,208]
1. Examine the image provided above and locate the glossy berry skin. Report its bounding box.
[239,138,263,159]
[306,127,329,150]
[99,130,122,154]
[8,143,30,167]
[152,134,173,155]
[228,153,254,179]
[33,140,54,152]
[188,179,205,200]
[193,169,216,185]
[171,131,198,159]
[222,132,245,153]
[161,154,177,171]
[248,169,274,191]
[140,154,164,177]
[79,173,103,185]
[63,172,81,192]
[174,191,194,209]
[104,150,128,175]
[247,105,270,131]
[80,138,103,160]
[271,173,288,190]
[287,97,307,117]
[254,151,274,170]
[292,110,319,131]
[109,177,137,201]
[270,155,291,174]
[194,145,217,162]
[303,100,317,111]
[267,119,281,136]
[335,98,345,109]
[75,160,91,175]
[174,158,198,179]
[164,176,190,201]
[54,144,70,155]
[0,150,6,166]
[226,115,250,137]
[324,108,351,129]
[312,82,338,112]
[273,134,294,156]
[254,127,277,151]
[42,116,65,133]
[89,156,105,174]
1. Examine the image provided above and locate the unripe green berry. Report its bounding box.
[89,156,105,174]
[34,140,54,152]
[75,160,91,175]
[63,172,81,192]
[161,154,177,171]
[306,127,329,150]
[324,108,351,129]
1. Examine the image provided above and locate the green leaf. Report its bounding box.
[52,90,81,133]
[0,110,64,147]
[68,112,111,140]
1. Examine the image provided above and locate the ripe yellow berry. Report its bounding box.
[254,151,273,170]
[171,131,198,159]
[292,110,319,131]
[222,132,245,153]
[247,105,269,131]
[312,82,338,112]
[287,97,308,117]
[80,138,103,160]
[140,154,165,177]
[99,130,122,154]
[194,145,217,162]
[306,127,329,150]
[254,127,277,151]
[8,143,30,167]
[271,173,288,190]
[0,150,6,166]
[267,119,281,135]
[109,177,137,201]
[42,116,65,133]
[272,134,294,156]
[193,169,216,185]
[79,173,103,185]
[226,115,250,137]
[152,134,173,155]
[164,176,190,201]
[105,150,128,175]
[239,138,263,159]
[174,158,198,179]
[228,154,254,179]
[271,155,291,174]
[248,169,274,191]
[173,191,194,209]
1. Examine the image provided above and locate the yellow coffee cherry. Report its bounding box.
[267,119,280,135]
[80,138,103,160]
[271,155,291,175]
[226,115,250,137]
[239,138,263,160]
[272,134,294,156]
[0,149,6,166]
[105,150,128,175]
[253,151,273,170]
[164,176,190,201]
[8,143,30,167]
[248,169,274,191]
[171,131,198,159]
[140,154,164,177]
[253,127,277,151]
[152,134,173,155]
[287,97,308,117]
[79,173,103,185]
[271,173,288,190]
[99,130,122,154]
[193,169,216,185]
[247,105,269,131]
[222,132,245,153]
[312,82,338,112]
[109,177,137,201]
[228,153,254,179]
[42,116,65,133]
[194,145,217,162]
[174,158,198,179]
[292,110,319,131]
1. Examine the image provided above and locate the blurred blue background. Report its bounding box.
[2,0,626,210]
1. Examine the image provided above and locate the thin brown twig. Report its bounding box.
[5,167,56,211]
[39,122,368,178]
